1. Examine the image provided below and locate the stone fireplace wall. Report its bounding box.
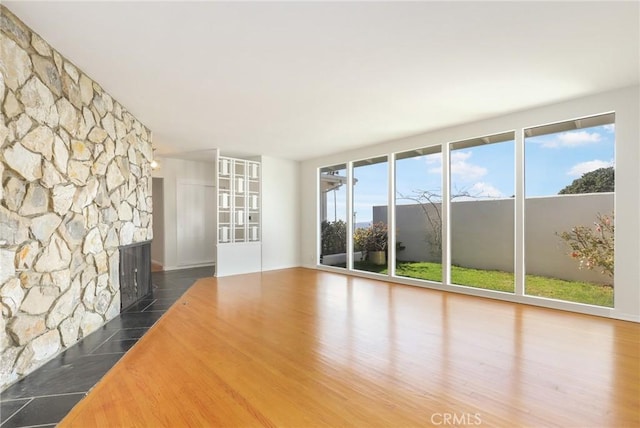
[0,6,153,390]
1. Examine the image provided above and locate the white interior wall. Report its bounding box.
[300,86,640,322]
[152,158,216,270]
[261,156,301,271]
[152,154,299,275]
[176,181,216,266]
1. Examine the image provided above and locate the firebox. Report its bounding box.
[119,241,152,310]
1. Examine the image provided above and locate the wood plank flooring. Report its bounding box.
[60,268,639,427]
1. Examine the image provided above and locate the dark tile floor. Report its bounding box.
[0,266,214,428]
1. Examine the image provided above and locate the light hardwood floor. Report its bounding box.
[60,268,639,427]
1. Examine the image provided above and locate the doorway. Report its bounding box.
[151,177,165,271]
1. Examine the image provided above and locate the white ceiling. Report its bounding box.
[5,1,639,161]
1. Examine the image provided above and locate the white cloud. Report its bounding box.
[426,156,442,174]
[559,131,602,146]
[540,130,602,148]
[427,150,487,181]
[452,151,471,162]
[453,182,504,200]
[603,124,615,133]
[451,151,487,181]
[470,182,504,198]
[567,159,614,177]
[425,154,440,165]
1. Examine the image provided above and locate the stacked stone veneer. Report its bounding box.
[0,7,153,390]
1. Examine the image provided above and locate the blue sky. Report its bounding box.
[326,124,615,224]
[525,124,615,197]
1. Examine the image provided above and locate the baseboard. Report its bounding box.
[162,262,215,272]
[261,264,302,272]
[612,312,640,323]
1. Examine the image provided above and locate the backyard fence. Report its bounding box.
[372,193,614,285]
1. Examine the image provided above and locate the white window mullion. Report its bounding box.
[316,168,321,265]
[442,144,451,285]
[388,153,396,277]
[515,129,525,296]
[346,161,354,271]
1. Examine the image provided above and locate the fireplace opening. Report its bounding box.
[119,241,152,310]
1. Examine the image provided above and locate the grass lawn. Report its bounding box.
[351,261,613,307]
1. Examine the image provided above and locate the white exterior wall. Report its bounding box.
[525,194,613,284]
[452,199,515,274]
[373,203,444,264]
[300,86,640,322]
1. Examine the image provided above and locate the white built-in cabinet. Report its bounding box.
[216,155,262,276]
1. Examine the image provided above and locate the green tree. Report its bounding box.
[558,167,614,195]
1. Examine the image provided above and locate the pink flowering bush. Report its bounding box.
[559,213,614,278]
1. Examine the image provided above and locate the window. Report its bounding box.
[394,147,443,283]
[524,113,614,307]
[352,156,389,274]
[319,164,348,268]
[449,133,515,292]
[316,112,617,312]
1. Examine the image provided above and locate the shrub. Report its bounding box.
[353,222,389,261]
[558,213,614,278]
[321,220,347,255]
[353,227,368,252]
[365,222,388,252]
